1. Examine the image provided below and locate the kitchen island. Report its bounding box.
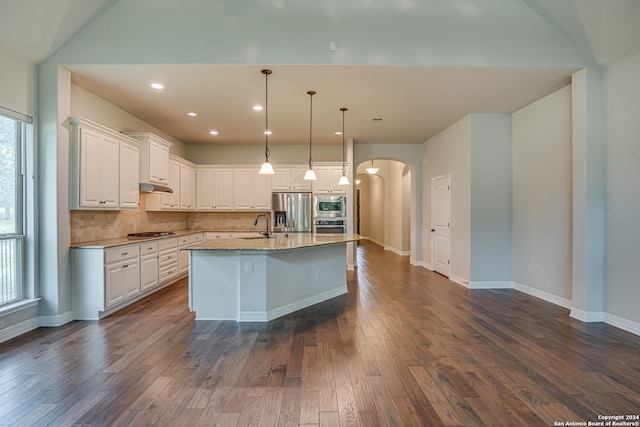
[184,233,360,321]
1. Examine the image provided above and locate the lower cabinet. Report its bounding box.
[158,238,179,284]
[140,241,159,292]
[72,234,197,320]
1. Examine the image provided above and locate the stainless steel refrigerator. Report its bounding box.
[271,192,312,233]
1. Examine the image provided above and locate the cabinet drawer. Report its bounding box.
[158,237,178,250]
[189,233,204,243]
[159,264,178,282]
[159,248,178,266]
[178,235,190,246]
[105,244,139,264]
[140,241,158,255]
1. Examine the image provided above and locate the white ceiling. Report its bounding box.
[1,0,639,146]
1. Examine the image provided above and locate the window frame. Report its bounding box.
[0,106,30,307]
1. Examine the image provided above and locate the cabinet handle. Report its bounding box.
[123,264,129,268]
[122,252,128,256]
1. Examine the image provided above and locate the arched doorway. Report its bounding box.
[356,159,411,256]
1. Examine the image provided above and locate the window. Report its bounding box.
[0,110,26,306]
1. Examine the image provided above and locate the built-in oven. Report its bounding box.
[313,195,346,218]
[313,218,347,234]
[313,195,347,234]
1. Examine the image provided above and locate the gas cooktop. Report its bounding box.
[127,231,175,240]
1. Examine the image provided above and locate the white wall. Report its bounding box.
[606,51,640,326]
[469,114,513,286]
[71,84,188,157]
[0,46,36,116]
[423,115,471,282]
[512,86,572,304]
[187,143,341,165]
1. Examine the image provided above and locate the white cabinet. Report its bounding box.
[124,132,172,186]
[145,157,195,211]
[179,162,196,210]
[196,167,234,210]
[69,117,141,210]
[164,159,181,209]
[140,241,159,292]
[272,167,312,191]
[158,238,178,284]
[119,140,141,209]
[314,166,346,194]
[177,235,191,275]
[234,168,272,210]
[105,244,140,308]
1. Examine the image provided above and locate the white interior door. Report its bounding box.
[432,175,450,277]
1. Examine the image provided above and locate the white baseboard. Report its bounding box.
[239,286,348,322]
[570,308,605,322]
[449,274,470,288]
[604,313,640,336]
[39,310,75,327]
[410,259,423,267]
[469,280,513,290]
[384,246,410,256]
[347,264,357,271]
[0,317,39,343]
[513,281,572,309]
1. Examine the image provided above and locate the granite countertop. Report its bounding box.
[183,233,361,252]
[69,229,196,249]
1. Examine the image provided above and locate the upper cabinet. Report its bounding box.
[234,168,271,210]
[68,117,141,210]
[196,167,234,210]
[145,156,195,211]
[271,166,312,192]
[124,132,172,186]
[313,165,346,194]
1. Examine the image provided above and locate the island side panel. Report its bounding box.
[236,253,268,321]
[189,250,239,320]
[263,243,348,321]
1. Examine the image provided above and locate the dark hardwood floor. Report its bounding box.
[1,240,639,426]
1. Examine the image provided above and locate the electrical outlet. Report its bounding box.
[527,265,532,274]
[245,261,253,272]
[76,230,84,238]
[540,267,545,277]
[315,271,319,280]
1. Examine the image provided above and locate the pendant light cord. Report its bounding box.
[308,90,316,168]
[262,69,272,161]
[341,107,347,173]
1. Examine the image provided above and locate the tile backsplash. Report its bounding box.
[70,194,270,244]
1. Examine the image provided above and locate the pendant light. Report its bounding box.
[366,159,379,174]
[338,107,350,185]
[303,90,317,180]
[258,69,275,174]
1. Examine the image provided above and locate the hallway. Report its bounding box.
[0,240,638,426]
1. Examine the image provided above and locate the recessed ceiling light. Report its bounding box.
[264,130,272,135]
[209,130,218,135]
[253,105,263,111]
[150,83,164,90]
[335,131,343,135]
[187,112,198,117]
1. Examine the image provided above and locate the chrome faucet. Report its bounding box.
[254,214,270,237]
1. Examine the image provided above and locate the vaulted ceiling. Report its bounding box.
[1,0,638,146]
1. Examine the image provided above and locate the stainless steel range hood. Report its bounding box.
[139,183,173,194]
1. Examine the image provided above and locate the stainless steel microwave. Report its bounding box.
[313,195,346,218]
